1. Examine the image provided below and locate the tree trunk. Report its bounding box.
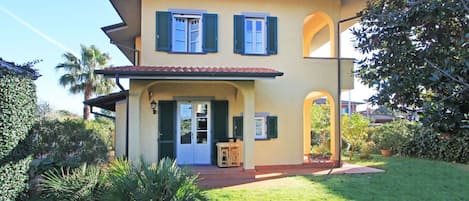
[349,145,355,160]
[83,85,92,120]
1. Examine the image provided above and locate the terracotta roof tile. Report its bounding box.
[96,66,283,79]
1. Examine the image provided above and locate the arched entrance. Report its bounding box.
[303,12,335,57]
[303,91,337,162]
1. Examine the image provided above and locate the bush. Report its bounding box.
[102,157,202,201]
[30,119,111,174]
[0,68,37,200]
[360,141,378,156]
[402,129,469,163]
[39,164,105,201]
[372,120,413,154]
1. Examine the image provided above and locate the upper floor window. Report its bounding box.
[173,14,202,52]
[156,10,218,53]
[234,13,277,55]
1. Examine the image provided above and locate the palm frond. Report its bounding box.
[58,74,78,87]
[70,83,86,94]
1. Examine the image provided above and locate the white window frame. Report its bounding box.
[244,17,266,54]
[255,117,267,139]
[171,14,202,53]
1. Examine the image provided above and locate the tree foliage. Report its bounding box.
[353,0,469,133]
[311,103,330,145]
[342,114,370,160]
[56,44,114,120]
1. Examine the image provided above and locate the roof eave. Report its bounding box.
[102,0,141,65]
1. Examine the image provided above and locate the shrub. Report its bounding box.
[0,67,37,200]
[360,141,378,157]
[102,157,202,201]
[30,119,110,174]
[311,144,331,158]
[402,129,469,163]
[372,120,413,154]
[39,164,105,201]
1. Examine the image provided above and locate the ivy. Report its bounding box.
[0,68,37,200]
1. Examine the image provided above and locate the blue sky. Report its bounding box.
[0,1,130,114]
[0,1,374,115]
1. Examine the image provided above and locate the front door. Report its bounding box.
[177,101,211,165]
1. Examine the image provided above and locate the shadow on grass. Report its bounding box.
[304,156,469,201]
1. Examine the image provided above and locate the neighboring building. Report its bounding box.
[0,58,40,79]
[91,0,366,170]
[314,98,364,114]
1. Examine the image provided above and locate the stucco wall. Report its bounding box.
[115,100,127,157]
[126,0,358,166]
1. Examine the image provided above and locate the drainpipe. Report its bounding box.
[337,13,362,168]
[116,74,129,158]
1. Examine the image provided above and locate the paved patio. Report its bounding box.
[192,163,384,189]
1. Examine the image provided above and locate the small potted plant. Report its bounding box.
[373,124,398,157]
[310,144,331,161]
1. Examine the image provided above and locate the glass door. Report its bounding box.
[176,101,211,165]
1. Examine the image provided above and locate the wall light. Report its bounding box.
[150,100,157,115]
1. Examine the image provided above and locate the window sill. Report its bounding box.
[240,52,270,56]
[167,51,208,55]
[255,138,270,141]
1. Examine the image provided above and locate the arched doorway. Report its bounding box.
[303,91,337,162]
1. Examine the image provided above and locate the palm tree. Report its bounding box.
[56,44,114,120]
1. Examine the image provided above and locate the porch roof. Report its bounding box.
[83,90,128,111]
[95,66,284,80]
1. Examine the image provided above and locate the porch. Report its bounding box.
[191,162,384,189]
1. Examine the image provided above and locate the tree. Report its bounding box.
[311,103,330,145]
[342,114,369,160]
[353,0,468,134]
[56,44,114,120]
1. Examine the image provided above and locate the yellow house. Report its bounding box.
[93,0,366,171]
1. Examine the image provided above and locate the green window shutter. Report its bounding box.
[233,116,243,140]
[211,100,228,164]
[266,16,278,55]
[155,11,171,51]
[266,116,278,139]
[203,13,218,53]
[158,100,177,160]
[233,15,245,54]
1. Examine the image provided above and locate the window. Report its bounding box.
[255,117,267,139]
[156,11,218,53]
[245,18,265,54]
[234,14,277,55]
[233,115,278,140]
[173,15,202,53]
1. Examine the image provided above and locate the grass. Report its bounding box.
[203,155,469,201]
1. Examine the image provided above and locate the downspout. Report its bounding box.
[116,74,129,158]
[337,13,362,168]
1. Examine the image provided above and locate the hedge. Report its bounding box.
[0,69,37,200]
[402,128,469,164]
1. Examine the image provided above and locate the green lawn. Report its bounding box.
[203,156,469,201]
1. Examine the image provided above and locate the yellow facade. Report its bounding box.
[110,0,365,169]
